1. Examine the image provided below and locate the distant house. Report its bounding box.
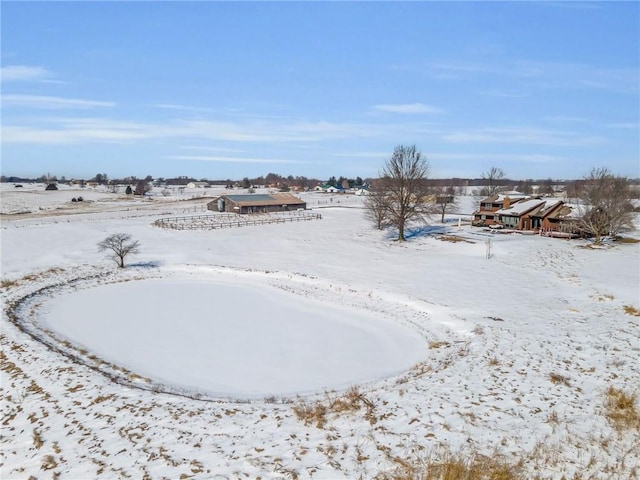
[186,182,209,189]
[207,193,307,214]
[494,198,547,230]
[473,194,527,226]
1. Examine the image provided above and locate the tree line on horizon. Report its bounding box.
[3,172,638,191]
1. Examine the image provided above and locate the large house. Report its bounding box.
[207,193,307,214]
[476,195,575,234]
[473,194,528,226]
[494,198,547,230]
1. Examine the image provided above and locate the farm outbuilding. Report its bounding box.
[207,193,307,214]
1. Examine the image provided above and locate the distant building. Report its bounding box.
[207,193,307,214]
[45,183,58,191]
[186,182,209,189]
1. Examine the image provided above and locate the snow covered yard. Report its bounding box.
[1,188,639,479]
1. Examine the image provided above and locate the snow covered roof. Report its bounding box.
[495,198,545,216]
[215,193,306,207]
[479,193,528,204]
[529,198,563,217]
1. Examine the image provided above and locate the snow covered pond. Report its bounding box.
[41,275,427,398]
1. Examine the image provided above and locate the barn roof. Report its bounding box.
[217,193,306,207]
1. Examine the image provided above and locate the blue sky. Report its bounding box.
[2,1,638,181]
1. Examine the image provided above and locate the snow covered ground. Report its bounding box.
[1,183,639,479]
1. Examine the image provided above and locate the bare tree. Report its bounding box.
[377,145,432,241]
[134,175,154,196]
[576,167,634,244]
[432,185,459,223]
[538,178,556,196]
[516,179,533,195]
[479,166,506,197]
[363,180,390,230]
[98,233,140,268]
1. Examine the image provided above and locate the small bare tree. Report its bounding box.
[576,167,633,244]
[432,185,459,223]
[479,166,506,197]
[377,144,432,241]
[98,233,140,268]
[363,180,390,230]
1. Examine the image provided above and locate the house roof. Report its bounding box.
[529,199,564,218]
[495,198,545,216]
[214,193,306,207]
[479,194,528,204]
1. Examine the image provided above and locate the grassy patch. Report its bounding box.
[0,278,20,289]
[591,293,615,302]
[548,373,571,387]
[32,429,44,449]
[604,386,640,432]
[375,449,524,480]
[436,235,476,244]
[614,236,640,244]
[292,400,327,429]
[623,305,640,316]
[41,454,58,470]
[429,341,451,350]
[293,386,377,428]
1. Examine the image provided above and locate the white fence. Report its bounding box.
[154,211,322,230]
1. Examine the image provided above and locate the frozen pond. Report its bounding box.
[42,276,426,397]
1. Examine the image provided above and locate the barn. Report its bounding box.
[207,193,307,214]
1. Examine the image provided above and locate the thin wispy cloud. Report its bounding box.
[540,2,602,10]
[479,90,530,98]
[1,65,51,82]
[2,94,115,109]
[431,152,569,164]
[605,122,639,130]
[421,59,638,95]
[2,116,394,146]
[169,155,305,164]
[181,146,248,153]
[515,61,639,94]
[2,122,148,144]
[373,103,444,114]
[154,103,215,114]
[442,127,605,147]
[425,62,492,75]
[544,115,590,124]
[334,151,388,158]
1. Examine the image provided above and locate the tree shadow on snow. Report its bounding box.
[128,260,163,269]
[385,224,448,241]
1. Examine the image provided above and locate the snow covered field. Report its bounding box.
[1,183,639,479]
